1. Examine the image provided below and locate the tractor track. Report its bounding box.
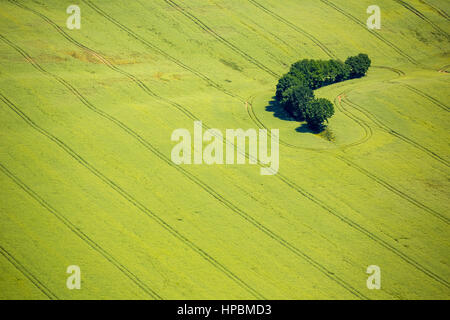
[8,0,243,104]
[246,0,338,60]
[163,0,280,78]
[336,93,374,149]
[247,96,449,289]
[9,0,225,121]
[249,92,449,225]
[0,245,59,300]
[246,93,373,151]
[0,91,265,300]
[78,0,246,101]
[372,67,448,119]
[343,96,450,167]
[272,162,450,289]
[393,0,449,38]
[168,0,420,160]
[79,0,450,289]
[334,155,449,225]
[372,65,406,76]
[398,83,450,112]
[245,97,310,150]
[248,62,449,224]
[0,163,162,300]
[420,0,450,20]
[319,0,418,65]
[12,0,450,290]
[0,34,368,300]
[207,0,300,56]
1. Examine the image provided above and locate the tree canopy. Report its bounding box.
[275,53,371,131]
[304,98,335,131]
[280,84,314,120]
[276,73,306,100]
[345,54,372,79]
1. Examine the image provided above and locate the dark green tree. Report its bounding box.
[275,73,305,100]
[290,59,324,89]
[280,84,314,120]
[327,60,351,83]
[274,53,370,132]
[304,98,335,131]
[345,53,371,79]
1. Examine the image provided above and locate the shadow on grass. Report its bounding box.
[264,96,317,134]
[265,97,296,122]
[295,123,315,133]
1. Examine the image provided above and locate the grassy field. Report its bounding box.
[0,0,449,299]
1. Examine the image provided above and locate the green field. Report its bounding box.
[0,0,449,300]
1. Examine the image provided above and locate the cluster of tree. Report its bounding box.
[276,53,371,131]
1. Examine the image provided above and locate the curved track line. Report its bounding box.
[334,65,449,223]
[77,1,449,287]
[13,0,449,289]
[249,92,449,225]
[0,163,162,300]
[0,245,59,300]
[248,68,449,224]
[13,0,365,154]
[248,93,449,289]
[245,97,315,150]
[336,93,374,150]
[246,90,373,152]
[0,35,368,300]
[334,67,450,222]
[343,96,450,167]
[372,65,406,76]
[333,66,448,223]
[0,91,265,300]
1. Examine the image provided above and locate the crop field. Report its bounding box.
[0,0,449,300]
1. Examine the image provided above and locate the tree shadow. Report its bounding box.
[265,97,297,122]
[264,96,317,134]
[295,123,315,133]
